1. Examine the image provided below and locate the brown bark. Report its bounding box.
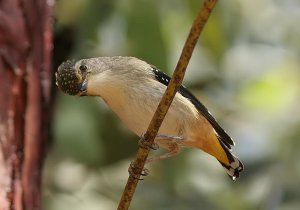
[0,0,53,210]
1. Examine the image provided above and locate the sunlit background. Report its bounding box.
[44,0,300,209]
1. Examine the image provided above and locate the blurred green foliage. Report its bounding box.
[45,0,300,210]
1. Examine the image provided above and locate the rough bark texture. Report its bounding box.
[0,0,53,210]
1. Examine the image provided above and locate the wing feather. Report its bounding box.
[151,66,234,149]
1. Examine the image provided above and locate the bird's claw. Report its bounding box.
[138,133,159,150]
[128,162,149,180]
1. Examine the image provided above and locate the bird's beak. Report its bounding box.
[78,77,88,96]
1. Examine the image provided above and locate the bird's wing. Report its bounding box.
[151,66,234,149]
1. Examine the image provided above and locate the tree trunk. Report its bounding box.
[0,0,53,210]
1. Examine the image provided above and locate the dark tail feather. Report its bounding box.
[218,139,244,181]
[219,157,244,181]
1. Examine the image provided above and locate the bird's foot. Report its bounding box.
[155,134,184,141]
[138,133,159,150]
[128,162,149,180]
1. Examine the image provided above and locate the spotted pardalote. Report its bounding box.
[56,56,244,180]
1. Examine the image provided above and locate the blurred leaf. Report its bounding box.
[238,66,299,114]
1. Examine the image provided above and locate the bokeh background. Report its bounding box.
[44,0,300,209]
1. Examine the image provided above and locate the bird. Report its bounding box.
[55,56,244,180]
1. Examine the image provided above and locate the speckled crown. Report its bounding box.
[55,60,82,95]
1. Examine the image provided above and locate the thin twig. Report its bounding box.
[117,1,218,209]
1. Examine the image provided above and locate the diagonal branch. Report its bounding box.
[117,1,218,210]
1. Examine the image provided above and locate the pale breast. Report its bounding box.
[103,79,199,138]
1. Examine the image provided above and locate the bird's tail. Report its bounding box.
[218,140,244,181]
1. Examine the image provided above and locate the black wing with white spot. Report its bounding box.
[151,66,234,149]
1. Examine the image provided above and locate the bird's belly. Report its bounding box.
[127,113,182,137]
[105,97,183,137]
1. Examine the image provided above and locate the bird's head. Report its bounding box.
[56,56,151,97]
[55,57,113,96]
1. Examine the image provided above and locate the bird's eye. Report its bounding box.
[79,65,87,72]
